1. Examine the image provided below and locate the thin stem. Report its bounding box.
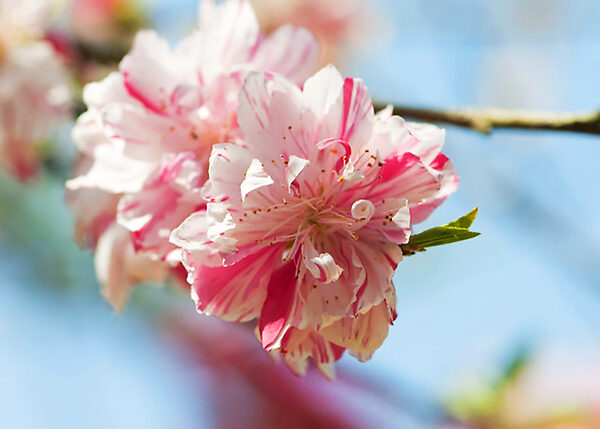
[373,103,600,136]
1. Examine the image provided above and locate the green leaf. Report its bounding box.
[401,208,481,255]
[410,226,481,248]
[445,207,478,229]
[494,343,532,391]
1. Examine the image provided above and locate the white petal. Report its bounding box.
[351,199,375,222]
[309,252,343,284]
[205,143,253,205]
[196,0,259,67]
[391,199,411,232]
[66,142,154,194]
[251,25,319,85]
[240,158,274,201]
[340,161,364,185]
[285,155,309,190]
[96,223,168,312]
[302,65,344,120]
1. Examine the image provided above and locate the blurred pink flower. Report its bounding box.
[500,348,600,428]
[447,347,600,428]
[67,0,318,311]
[250,0,370,66]
[171,65,457,374]
[0,0,71,181]
[69,0,146,46]
[164,312,426,429]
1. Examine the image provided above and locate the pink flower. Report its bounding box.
[171,65,458,374]
[67,0,318,310]
[250,0,369,66]
[69,0,145,46]
[0,0,71,181]
[165,313,418,429]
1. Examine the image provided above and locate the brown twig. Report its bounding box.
[373,103,600,136]
[399,242,426,256]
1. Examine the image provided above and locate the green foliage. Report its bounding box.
[401,208,480,255]
[444,207,479,229]
[494,342,532,392]
[444,344,536,426]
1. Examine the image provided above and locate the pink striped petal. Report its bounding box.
[251,25,319,85]
[197,0,259,67]
[237,71,309,184]
[95,223,169,312]
[259,261,298,349]
[189,244,283,322]
[321,293,396,362]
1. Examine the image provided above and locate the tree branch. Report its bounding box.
[373,103,600,136]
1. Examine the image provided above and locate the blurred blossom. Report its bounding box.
[0,0,71,181]
[69,0,147,48]
[0,0,57,39]
[171,67,457,375]
[447,347,600,428]
[66,0,149,90]
[500,349,600,428]
[250,0,371,67]
[66,0,319,311]
[164,312,430,429]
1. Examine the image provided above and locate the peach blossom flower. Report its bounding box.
[67,0,318,310]
[171,65,458,374]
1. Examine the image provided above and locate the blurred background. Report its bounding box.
[1,0,599,427]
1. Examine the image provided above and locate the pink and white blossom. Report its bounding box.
[67,0,318,310]
[171,65,458,374]
[0,0,71,181]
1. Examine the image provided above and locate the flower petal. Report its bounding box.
[95,223,169,312]
[361,152,441,206]
[353,242,402,314]
[66,140,155,194]
[304,248,343,284]
[258,260,298,350]
[410,153,459,224]
[251,25,319,85]
[241,158,275,201]
[171,205,237,260]
[196,0,259,68]
[237,71,309,183]
[320,294,396,362]
[120,31,186,115]
[280,327,345,376]
[285,155,309,190]
[205,143,253,206]
[116,154,205,257]
[66,183,119,248]
[188,244,283,322]
[302,65,344,121]
[314,73,374,154]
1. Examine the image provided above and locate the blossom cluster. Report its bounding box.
[67,0,319,310]
[68,0,457,375]
[0,0,71,181]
